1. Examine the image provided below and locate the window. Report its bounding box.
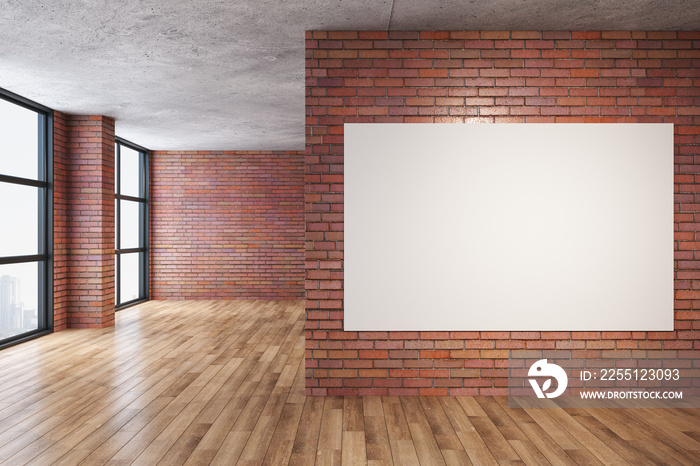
[115,138,148,308]
[0,88,52,348]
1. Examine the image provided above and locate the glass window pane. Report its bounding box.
[120,146,142,197]
[120,253,142,304]
[119,200,142,249]
[0,98,40,180]
[115,253,119,302]
[0,182,39,257]
[0,262,39,340]
[115,139,147,308]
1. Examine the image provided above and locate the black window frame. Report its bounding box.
[115,137,149,309]
[0,87,53,350]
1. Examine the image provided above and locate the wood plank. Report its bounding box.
[382,397,420,466]
[545,408,628,465]
[475,397,549,465]
[315,396,343,466]
[493,397,577,466]
[400,397,446,465]
[260,403,303,466]
[439,397,498,466]
[419,398,472,466]
[463,397,520,462]
[569,410,656,466]
[342,397,367,466]
[288,396,324,466]
[586,406,697,465]
[362,397,392,466]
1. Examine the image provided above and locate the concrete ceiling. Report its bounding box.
[0,1,697,151]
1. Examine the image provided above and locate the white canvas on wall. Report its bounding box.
[344,123,674,331]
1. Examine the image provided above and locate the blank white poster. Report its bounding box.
[344,123,674,331]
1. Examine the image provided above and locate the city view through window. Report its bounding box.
[0,93,47,343]
[0,266,38,340]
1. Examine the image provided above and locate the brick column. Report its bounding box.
[54,113,115,329]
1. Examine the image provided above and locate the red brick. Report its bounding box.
[359,350,388,359]
[420,31,449,40]
[420,350,449,359]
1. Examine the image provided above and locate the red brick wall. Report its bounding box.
[54,112,116,329]
[305,30,700,396]
[150,150,305,299]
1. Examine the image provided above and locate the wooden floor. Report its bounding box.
[0,301,698,465]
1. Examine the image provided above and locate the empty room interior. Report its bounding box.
[0,0,699,464]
